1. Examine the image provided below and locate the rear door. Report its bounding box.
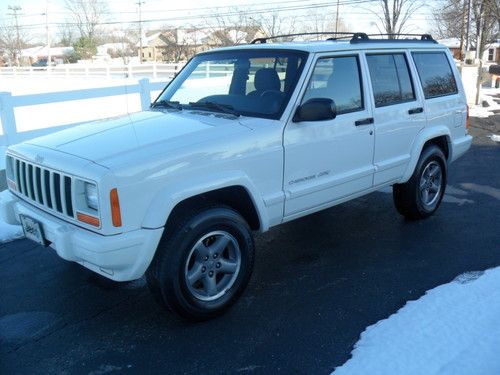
[364,50,426,186]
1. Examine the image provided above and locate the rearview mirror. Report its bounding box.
[293,98,336,122]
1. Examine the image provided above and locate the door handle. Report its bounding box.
[355,117,374,126]
[408,107,424,115]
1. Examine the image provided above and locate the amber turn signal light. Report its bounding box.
[77,212,100,227]
[110,188,122,227]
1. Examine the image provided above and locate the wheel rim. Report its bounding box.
[184,231,241,302]
[419,160,443,207]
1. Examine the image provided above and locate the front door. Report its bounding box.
[283,53,375,218]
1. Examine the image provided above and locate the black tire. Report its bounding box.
[393,145,447,220]
[146,205,255,321]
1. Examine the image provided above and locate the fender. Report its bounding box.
[400,125,451,183]
[141,170,270,232]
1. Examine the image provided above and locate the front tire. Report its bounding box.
[393,145,447,220]
[146,206,255,321]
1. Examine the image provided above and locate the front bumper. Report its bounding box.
[0,191,163,281]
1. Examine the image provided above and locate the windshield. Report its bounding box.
[155,49,308,119]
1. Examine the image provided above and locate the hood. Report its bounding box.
[26,111,250,167]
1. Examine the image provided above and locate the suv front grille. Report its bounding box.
[10,156,75,219]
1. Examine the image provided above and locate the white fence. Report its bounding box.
[0,78,166,170]
[0,62,185,79]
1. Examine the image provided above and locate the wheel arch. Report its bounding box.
[141,173,268,232]
[400,126,452,183]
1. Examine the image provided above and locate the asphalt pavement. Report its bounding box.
[1,119,499,375]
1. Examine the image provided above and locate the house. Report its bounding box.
[137,32,165,62]
[21,46,74,65]
[137,27,263,62]
[438,38,500,64]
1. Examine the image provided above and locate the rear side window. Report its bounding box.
[412,52,458,98]
[303,55,364,115]
[366,53,415,107]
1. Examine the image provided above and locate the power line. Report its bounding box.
[137,1,144,64]
[2,0,380,21]
[11,0,381,29]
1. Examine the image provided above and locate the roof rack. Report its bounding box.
[250,32,436,44]
[250,32,368,44]
[352,33,437,43]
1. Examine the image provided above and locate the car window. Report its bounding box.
[302,56,363,115]
[246,57,289,94]
[412,52,458,98]
[366,53,416,107]
[159,49,307,120]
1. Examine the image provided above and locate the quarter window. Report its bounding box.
[366,53,415,107]
[303,56,364,115]
[412,52,458,98]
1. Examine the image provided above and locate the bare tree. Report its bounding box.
[303,9,349,37]
[57,24,77,47]
[433,0,464,39]
[0,20,31,66]
[160,27,198,62]
[472,0,499,56]
[370,0,420,38]
[206,8,260,46]
[254,12,298,38]
[64,0,108,41]
[105,30,137,64]
[433,0,499,58]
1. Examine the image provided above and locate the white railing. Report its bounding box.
[0,62,235,79]
[0,62,185,79]
[0,78,167,170]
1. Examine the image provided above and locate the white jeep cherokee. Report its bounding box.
[1,33,472,320]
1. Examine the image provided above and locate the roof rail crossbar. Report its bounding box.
[250,32,367,44]
[350,33,437,44]
[326,32,369,41]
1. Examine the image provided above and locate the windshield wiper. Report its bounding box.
[151,100,182,110]
[187,101,240,117]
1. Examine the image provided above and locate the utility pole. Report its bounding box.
[136,1,145,64]
[464,0,472,58]
[459,0,466,60]
[7,5,22,66]
[45,0,51,66]
[335,0,340,33]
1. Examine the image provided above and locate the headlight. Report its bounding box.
[84,182,98,210]
[5,156,14,181]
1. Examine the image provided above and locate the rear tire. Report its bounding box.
[146,205,255,321]
[393,145,447,220]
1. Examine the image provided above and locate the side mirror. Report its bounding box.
[293,98,336,122]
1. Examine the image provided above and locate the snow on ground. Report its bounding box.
[333,267,500,375]
[469,86,500,118]
[0,190,23,243]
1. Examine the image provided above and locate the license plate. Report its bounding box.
[20,215,47,246]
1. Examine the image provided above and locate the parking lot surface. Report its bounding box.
[1,119,499,375]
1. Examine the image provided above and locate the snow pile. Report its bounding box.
[0,190,23,243]
[489,134,500,143]
[334,267,500,375]
[0,221,23,243]
[469,87,500,118]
